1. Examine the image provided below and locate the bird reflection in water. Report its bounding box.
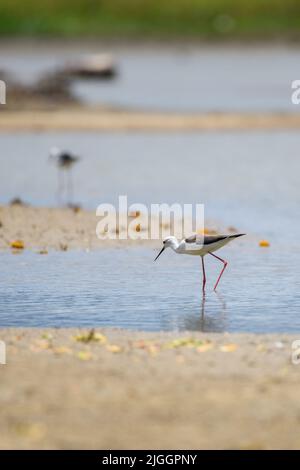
[183,292,227,332]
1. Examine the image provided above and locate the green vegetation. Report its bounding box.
[0,0,300,38]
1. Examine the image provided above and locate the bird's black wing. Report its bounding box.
[185,234,197,243]
[203,235,229,245]
[185,234,229,245]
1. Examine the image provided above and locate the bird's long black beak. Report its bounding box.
[154,246,165,261]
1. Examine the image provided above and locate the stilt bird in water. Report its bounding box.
[49,147,79,205]
[154,233,245,292]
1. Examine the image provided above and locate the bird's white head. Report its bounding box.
[49,146,61,160]
[162,236,178,248]
[154,236,179,261]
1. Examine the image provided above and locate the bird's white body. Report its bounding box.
[168,236,234,257]
[49,146,79,204]
[155,233,245,291]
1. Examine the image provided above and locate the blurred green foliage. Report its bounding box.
[0,0,300,38]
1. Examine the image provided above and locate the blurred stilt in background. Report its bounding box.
[49,147,79,205]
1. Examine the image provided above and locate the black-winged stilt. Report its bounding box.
[49,147,79,204]
[154,233,245,292]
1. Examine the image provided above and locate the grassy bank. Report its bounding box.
[1,0,300,39]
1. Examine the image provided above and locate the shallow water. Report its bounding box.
[1,130,300,241]
[0,44,300,112]
[1,127,300,332]
[0,246,299,332]
[72,47,300,112]
[1,44,299,332]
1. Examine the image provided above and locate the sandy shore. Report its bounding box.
[0,204,232,251]
[0,204,158,251]
[0,327,299,449]
[1,109,300,131]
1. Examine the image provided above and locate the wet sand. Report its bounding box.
[0,328,299,449]
[0,204,226,251]
[1,109,300,131]
[0,204,157,250]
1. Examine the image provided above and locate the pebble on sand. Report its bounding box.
[10,240,25,249]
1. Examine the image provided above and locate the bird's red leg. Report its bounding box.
[57,168,64,205]
[209,252,228,291]
[201,256,206,293]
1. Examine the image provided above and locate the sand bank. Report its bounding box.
[1,109,300,132]
[0,327,299,449]
[0,204,156,251]
[0,204,230,251]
